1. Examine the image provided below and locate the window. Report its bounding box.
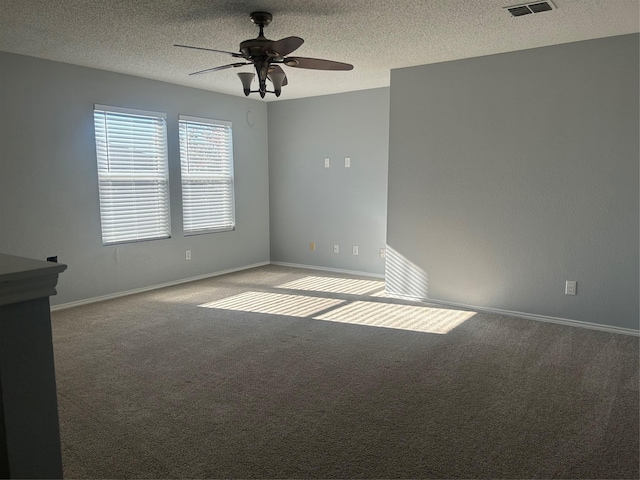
[179,115,235,235]
[94,105,170,245]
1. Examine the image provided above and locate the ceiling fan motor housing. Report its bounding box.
[240,38,275,57]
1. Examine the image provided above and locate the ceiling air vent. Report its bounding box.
[505,1,555,17]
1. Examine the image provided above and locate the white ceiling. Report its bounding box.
[1,0,638,101]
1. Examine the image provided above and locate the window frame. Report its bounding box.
[93,104,171,245]
[178,114,236,236]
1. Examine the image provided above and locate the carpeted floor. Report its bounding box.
[51,265,639,479]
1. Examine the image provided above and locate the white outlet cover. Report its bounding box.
[333,244,339,253]
[345,157,351,168]
[565,280,576,295]
[352,245,358,255]
[324,157,330,168]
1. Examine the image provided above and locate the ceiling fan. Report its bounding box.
[175,11,354,98]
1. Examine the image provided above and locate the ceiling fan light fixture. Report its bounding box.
[237,72,255,96]
[268,71,286,97]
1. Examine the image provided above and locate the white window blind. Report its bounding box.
[179,115,235,235]
[94,105,171,245]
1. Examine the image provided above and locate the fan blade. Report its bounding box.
[174,44,245,58]
[283,57,353,71]
[268,65,288,86]
[189,63,251,76]
[267,36,304,57]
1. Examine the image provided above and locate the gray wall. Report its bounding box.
[387,34,639,330]
[0,52,270,306]
[268,88,389,275]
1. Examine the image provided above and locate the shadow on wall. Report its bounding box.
[384,245,429,301]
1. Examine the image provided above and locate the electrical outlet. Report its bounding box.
[565,280,576,295]
[379,248,386,258]
[352,245,359,255]
[345,157,351,168]
[186,250,191,261]
[46,256,58,263]
[309,242,315,251]
[333,244,340,254]
[324,157,330,168]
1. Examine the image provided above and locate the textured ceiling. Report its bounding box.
[1,0,638,101]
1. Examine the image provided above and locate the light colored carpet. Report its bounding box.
[51,265,639,478]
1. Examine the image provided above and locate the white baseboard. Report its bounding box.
[269,261,385,279]
[385,290,640,337]
[50,262,270,312]
[272,263,638,336]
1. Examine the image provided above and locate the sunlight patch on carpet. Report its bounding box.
[314,301,476,334]
[199,291,344,317]
[277,276,384,296]
[199,290,474,334]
